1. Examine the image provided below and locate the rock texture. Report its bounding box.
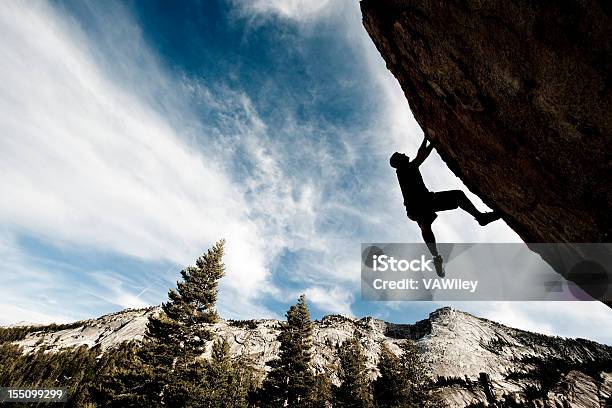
[360,0,612,300]
[14,308,153,353]
[12,307,612,407]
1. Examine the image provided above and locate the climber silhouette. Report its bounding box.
[390,136,501,277]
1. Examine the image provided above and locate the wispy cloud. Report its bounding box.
[0,233,75,324]
[0,0,376,321]
[231,0,334,23]
[304,285,354,317]
[0,1,275,319]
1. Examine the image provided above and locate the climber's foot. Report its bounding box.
[477,211,501,226]
[433,255,445,278]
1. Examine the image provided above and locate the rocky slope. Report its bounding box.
[360,0,612,303]
[11,307,612,407]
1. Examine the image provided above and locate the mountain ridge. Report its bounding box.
[7,306,612,406]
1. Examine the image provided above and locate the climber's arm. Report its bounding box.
[411,136,436,167]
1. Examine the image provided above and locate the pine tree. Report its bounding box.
[309,371,333,408]
[107,240,227,407]
[373,343,405,408]
[334,332,374,408]
[91,342,154,408]
[234,344,263,407]
[204,338,249,408]
[207,338,233,402]
[233,355,259,408]
[258,294,316,407]
[373,340,439,408]
[397,340,438,407]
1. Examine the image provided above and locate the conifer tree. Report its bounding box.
[309,371,333,408]
[108,240,226,407]
[373,340,439,408]
[373,343,404,408]
[258,294,315,407]
[234,344,262,406]
[204,337,249,408]
[91,341,153,408]
[207,338,233,399]
[334,332,374,408]
[396,340,438,407]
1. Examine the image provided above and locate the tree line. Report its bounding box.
[0,240,439,407]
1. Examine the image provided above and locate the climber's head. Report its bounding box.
[390,152,409,168]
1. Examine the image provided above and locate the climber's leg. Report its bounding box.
[432,190,479,217]
[432,190,501,225]
[418,221,439,257]
[419,221,445,277]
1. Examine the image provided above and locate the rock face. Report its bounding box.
[14,308,154,353]
[12,307,612,407]
[360,0,612,298]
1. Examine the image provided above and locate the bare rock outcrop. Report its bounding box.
[11,306,612,407]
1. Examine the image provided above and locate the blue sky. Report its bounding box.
[1,0,611,343]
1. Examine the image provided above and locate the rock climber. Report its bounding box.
[390,136,501,277]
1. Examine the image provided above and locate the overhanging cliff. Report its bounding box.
[361,0,612,298]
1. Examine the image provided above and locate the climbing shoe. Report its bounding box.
[433,255,445,278]
[477,211,501,226]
